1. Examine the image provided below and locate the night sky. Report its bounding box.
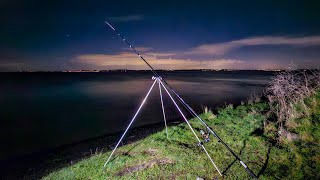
[1,0,320,71]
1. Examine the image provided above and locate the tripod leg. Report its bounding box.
[159,80,222,177]
[158,79,169,139]
[173,94,258,178]
[103,79,157,167]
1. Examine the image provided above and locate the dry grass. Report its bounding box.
[266,70,319,133]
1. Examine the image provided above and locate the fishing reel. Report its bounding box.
[197,129,210,146]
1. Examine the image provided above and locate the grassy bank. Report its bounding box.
[43,91,320,179]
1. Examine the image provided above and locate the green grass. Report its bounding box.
[43,93,320,179]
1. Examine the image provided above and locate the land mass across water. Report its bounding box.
[11,69,285,73]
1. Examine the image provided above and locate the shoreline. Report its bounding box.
[1,119,183,179]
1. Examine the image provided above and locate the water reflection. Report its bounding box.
[0,71,274,159]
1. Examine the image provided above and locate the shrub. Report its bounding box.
[266,70,320,134]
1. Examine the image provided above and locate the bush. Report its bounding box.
[266,70,320,134]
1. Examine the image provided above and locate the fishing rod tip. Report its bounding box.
[105,21,115,31]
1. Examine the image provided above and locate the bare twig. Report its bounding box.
[265,69,319,134]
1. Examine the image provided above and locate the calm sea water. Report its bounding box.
[0,71,274,160]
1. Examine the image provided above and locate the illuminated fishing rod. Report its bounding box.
[105,21,258,179]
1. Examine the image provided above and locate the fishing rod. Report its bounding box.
[105,24,223,176]
[105,21,201,126]
[105,21,258,179]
